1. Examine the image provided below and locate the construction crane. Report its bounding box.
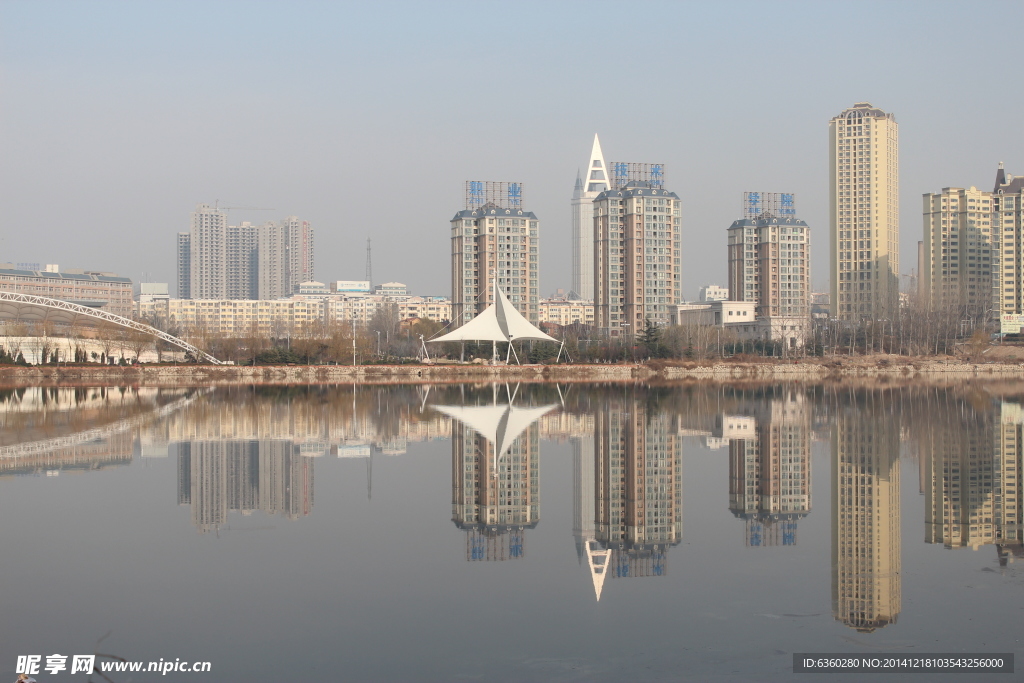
[213,200,276,212]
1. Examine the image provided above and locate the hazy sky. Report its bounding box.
[2,0,1022,299]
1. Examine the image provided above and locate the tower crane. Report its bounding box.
[213,200,276,212]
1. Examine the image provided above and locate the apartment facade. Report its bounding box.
[993,165,1024,316]
[829,103,899,321]
[258,217,314,300]
[538,297,594,327]
[178,204,314,301]
[593,182,681,335]
[185,203,229,299]
[450,191,539,328]
[921,187,994,315]
[0,266,134,317]
[727,206,811,347]
[138,295,452,337]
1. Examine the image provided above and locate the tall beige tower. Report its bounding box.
[829,103,899,321]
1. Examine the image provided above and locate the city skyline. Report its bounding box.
[3,3,1021,302]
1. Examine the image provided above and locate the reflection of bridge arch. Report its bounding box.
[0,389,208,460]
[0,292,224,364]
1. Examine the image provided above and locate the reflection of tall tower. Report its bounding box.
[831,394,900,631]
[178,440,314,533]
[451,423,540,561]
[572,436,610,598]
[729,392,811,546]
[578,391,681,598]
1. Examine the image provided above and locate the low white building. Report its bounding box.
[698,285,729,302]
[373,282,408,297]
[672,301,808,350]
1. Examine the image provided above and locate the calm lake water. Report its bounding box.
[1,383,1021,682]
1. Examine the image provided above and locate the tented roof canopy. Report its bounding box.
[428,281,557,344]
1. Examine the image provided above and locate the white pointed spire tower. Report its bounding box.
[570,135,608,300]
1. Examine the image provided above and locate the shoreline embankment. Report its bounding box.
[4,358,1024,387]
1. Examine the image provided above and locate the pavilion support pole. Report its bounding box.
[555,340,565,363]
[492,340,497,365]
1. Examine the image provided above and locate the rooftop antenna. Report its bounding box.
[365,238,372,286]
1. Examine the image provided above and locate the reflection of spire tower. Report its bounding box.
[831,394,901,632]
[572,436,610,599]
[451,423,540,561]
[570,135,608,299]
[580,391,681,599]
[728,392,812,546]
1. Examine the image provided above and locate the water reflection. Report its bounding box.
[2,383,1023,599]
[437,387,558,561]
[830,389,901,632]
[727,392,811,547]
[175,441,313,533]
[920,395,1024,563]
[575,389,682,599]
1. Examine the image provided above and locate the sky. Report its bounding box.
[2,0,1022,299]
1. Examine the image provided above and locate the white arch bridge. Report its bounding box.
[0,292,225,364]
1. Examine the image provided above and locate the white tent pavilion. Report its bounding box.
[427,280,561,364]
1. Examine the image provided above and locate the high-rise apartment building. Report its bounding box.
[993,164,1024,315]
[257,217,314,300]
[226,222,257,299]
[593,180,681,335]
[921,187,993,315]
[727,192,811,348]
[187,203,229,299]
[178,204,314,300]
[282,215,315,295]
[829,103,899,321]
[177,232,191,299]
[570,135,608,299]
[450,181,539,327]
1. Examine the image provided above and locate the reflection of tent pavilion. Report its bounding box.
[428,281,560,364]
[437,387,559,561]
